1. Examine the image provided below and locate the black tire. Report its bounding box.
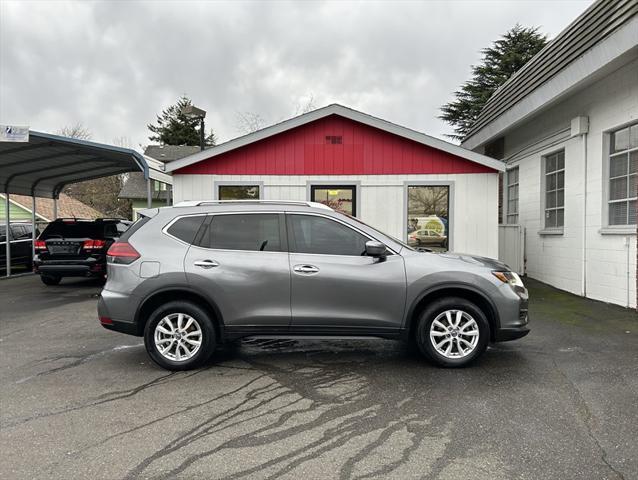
[144,300,216,371]
[40,274,61,286]
[415,296,489,367]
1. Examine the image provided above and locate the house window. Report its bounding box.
[608,123,638,226]
[506,167,519,224]
[407,185,450,252]
[544,151,565,229]
[218,185,260,200]
[310,185,356,216]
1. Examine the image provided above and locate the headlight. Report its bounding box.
[492,271,525,288]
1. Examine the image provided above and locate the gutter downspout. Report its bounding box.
[581,131,588,298]
[627,235,631,308]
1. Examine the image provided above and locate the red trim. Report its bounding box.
[175,115,496,175]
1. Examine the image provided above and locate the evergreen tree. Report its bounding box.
[440,25,548,140]
[148,96,216,146]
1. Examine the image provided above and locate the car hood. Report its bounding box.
[434,252,510,271]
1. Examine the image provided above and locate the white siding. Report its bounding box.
[173,173,499,259]
[498,56,638,308]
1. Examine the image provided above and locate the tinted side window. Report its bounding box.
[103,223,119,238]
[199,214,282,252]
[166,216,205,244]
[289,215,368,256]
[10,225,24,238]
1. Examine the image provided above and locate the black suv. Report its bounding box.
[34,218,131,285]
[1,223,40,273]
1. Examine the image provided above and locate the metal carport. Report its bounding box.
[1,130,152,277]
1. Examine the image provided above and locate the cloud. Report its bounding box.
[0,0,591,150]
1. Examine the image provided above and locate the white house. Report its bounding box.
[166,104,504,259]
[462,0,638,308]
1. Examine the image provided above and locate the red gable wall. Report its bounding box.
[175,115,495,175]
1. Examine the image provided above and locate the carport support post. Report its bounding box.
[53,197,58,219]
[147,177,152,208]
[31,196,36,263]
[5,193,10,277]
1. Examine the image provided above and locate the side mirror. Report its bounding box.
[365,241,387,259]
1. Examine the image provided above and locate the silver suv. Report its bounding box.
[98,201,529,370]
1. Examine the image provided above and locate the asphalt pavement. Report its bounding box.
[0,275,636,479]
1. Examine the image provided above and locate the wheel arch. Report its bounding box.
[135,287,224,339]
[406,284,500,342]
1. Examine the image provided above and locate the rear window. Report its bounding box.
[40,221,124,240]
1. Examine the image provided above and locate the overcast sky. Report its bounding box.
[0,0,591,151]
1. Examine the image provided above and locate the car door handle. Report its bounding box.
[194,260,219,269]
[293,264,319,274]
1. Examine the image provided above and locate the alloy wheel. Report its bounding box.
[154,313,203,362]
[429,309,479,359]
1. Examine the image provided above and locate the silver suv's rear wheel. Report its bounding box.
[154,313,203,362]
[416,297,489,367]
[144,301,215,370]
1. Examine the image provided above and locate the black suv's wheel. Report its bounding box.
[415,297,489,367]
[40,274,61,286]
[144,301,216,371]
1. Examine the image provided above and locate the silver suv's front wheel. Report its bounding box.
[144,301,215,370]
[416,297,489,367]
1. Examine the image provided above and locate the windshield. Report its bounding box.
[342,214,416,251]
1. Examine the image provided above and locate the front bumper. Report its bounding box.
[495,326,530,341]
[493,284,529,342]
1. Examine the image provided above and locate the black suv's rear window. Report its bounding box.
[40,221,122,240]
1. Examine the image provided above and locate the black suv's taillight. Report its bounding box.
[82,239,107,251]
[34,240,47,252]
[106,241,140,264]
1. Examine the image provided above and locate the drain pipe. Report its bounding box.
[572,117,589,297]
[627,236,631,308]
[581,132,588,298]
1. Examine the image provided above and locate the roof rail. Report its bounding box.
[174,200,333,210]
[53,217,126,222]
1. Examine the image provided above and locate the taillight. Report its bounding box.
[83,239,107,250]
[34,240,47,251]
[106,241,140,264]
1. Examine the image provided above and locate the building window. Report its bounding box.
[407,185,449,252]
[608,123,638,226]
[218,185,260,200]
[310,185,356,216]
[506,167,519,224]
[543,151,565,229]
